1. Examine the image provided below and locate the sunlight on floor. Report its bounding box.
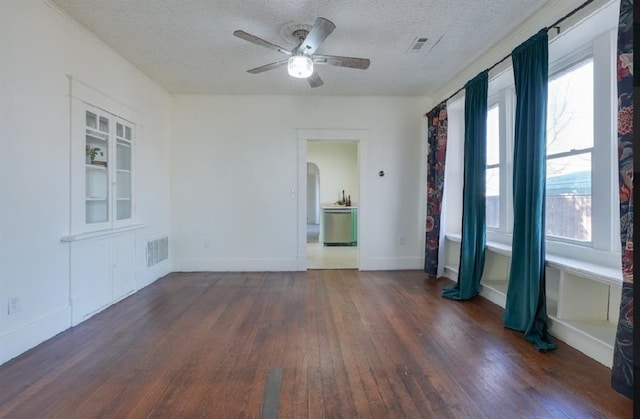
[307,242,357,269]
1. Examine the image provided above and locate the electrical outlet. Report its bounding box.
[203,238,211,248]
[399,236,406,245]
[8,297,20,315]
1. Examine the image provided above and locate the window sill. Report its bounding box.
[445,233,622,287]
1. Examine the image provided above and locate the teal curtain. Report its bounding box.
[503,30,556,351]
[442,71,488,300]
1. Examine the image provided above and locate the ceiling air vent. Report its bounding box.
[407,37,428,53]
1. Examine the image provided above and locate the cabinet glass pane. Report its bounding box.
[99,116,109,133]
[86,200,108,223]
[116,142,131,170]
[117,122,124,138]
[86,167,108,198]
[86,166,108,223]
[86,111,97,129]
[86,143,107,165]
[86,110,108,166]
[117,200,131,220]
[125,126,132,140]
[116,171,131,199]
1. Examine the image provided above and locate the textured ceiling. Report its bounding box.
[51,0,549,96]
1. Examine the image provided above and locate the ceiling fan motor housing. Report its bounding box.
[292,29,310,49]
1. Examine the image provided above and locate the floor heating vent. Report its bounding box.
[147,236,169,267]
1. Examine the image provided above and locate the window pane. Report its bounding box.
[545,152,592,242]
[486,167,499,228]
[486,105,500,228]
[547,59,593,154]
[486,106,499,165]
[545,59,593,244]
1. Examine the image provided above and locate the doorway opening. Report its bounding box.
[306,141,358,269]
[297,129,368,271]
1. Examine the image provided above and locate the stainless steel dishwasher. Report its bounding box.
[323,208,353,245]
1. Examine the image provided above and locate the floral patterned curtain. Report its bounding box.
[424,102,448,276]
[611,0,633,399]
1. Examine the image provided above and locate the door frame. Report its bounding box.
[297,129,369,270]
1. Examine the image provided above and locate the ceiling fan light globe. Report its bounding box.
[288,55,313,78]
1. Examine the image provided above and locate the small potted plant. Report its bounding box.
[85,145,104,164]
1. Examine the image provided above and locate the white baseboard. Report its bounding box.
[363,257,423,271]
[0,306,71,365]
[297,253,306,271]
[140,261,171,287]
[479,285,507,308]
[442,265,458,281]
[548,318,614,368]
[174,258,299,272]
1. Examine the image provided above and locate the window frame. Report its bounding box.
[481,29,619,268]
[545,54,595,245]
[544,31,619,263]
[484,76,515,242]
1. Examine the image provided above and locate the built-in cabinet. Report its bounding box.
[443,234,622,367]
[63,82,143,326]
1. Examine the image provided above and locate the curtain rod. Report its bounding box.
[429,0,596,112]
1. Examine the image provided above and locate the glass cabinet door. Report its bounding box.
[115,121,133,221]
[78,103,135,232]
[85,110,109,224]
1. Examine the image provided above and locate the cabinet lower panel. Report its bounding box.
[70,232,136,326]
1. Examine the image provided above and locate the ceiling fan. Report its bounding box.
[233,17,370,88]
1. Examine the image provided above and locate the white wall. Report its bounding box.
[308,141,359,205]
[171,95,431,271]
[0,0,172,364]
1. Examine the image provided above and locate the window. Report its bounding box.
[480,31,614,263]
[486,105,500,228]
[443,6,619,270]
[545,58,594,243]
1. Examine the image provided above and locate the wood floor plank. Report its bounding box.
[0,270,632,418]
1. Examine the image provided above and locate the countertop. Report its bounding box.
[322,205,358,210]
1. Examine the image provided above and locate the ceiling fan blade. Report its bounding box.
[313,54,370,69]
[247,60,288,74]
[298,17,335,55]
[233,30,292,55]
[307,72,324,88]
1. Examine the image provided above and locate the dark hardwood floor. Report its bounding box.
[0,271,632,418]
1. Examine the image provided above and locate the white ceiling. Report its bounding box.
[51,0,550,96]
